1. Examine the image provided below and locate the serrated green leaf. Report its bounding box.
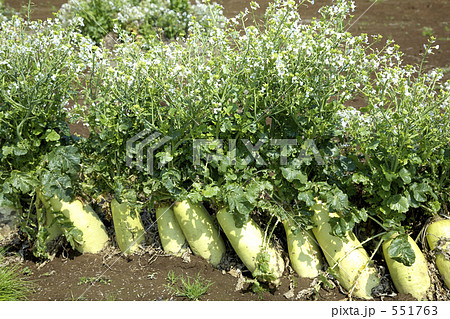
[113,180,125,202]
[429,201,440,213]
[40,171,73,202]
[13,143,28,156]
[226,185,254,227]
[2,145,13,156]
[352,172,370,185]
[406,191,420,208]
[377,188,391,199]
[326,188,348,212]
[156,151,173,165]
[339,157,356,172]
[203,185,219,198]
[386,171,398,182]
[381,179,391,191]
[329,216,352,238]
[297,191,315,207]
[161,169,181,196]
[409,154,422,165]
[367,140,380,150]
[382,231,398,241]
[118,123,131,132]
[121,189,137,205]
[353,208,368,223]
[398,168,411,184]
[143,186,152,195]
[387,194,409,213]
[280,166,307,183]
[45,130,60,142]
[9,171,38,194]
[0,192,15,207]
[410,182,431,202]
[47,146,80,176]
[52,210,84,248]
[245,183,261,203]
[388,234,415,266]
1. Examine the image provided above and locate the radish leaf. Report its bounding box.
[388,234,415,266]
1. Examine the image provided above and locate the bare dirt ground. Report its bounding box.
[20,249,420,301]
[22,252,348,301]
[2,0,450,301]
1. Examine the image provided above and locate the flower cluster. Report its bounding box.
[58,0,227,42]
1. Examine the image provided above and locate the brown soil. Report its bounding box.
[7,214,443,301]
[2,0,449,302]
[22,252,343,301]
[20,249,421,301]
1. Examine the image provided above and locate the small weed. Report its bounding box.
[250,280,267,300]
[422,26,434,37]
[22,267,32,276]
[291,276,298,289]
[252,251,277,283]
[78,276,111,286]
[319,273,335,290]
[0,256,34,300]
[166,270,178,285]
[166,272,213,301]
[243,277,270,300]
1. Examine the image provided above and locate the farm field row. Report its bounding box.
[1,0,449,302]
